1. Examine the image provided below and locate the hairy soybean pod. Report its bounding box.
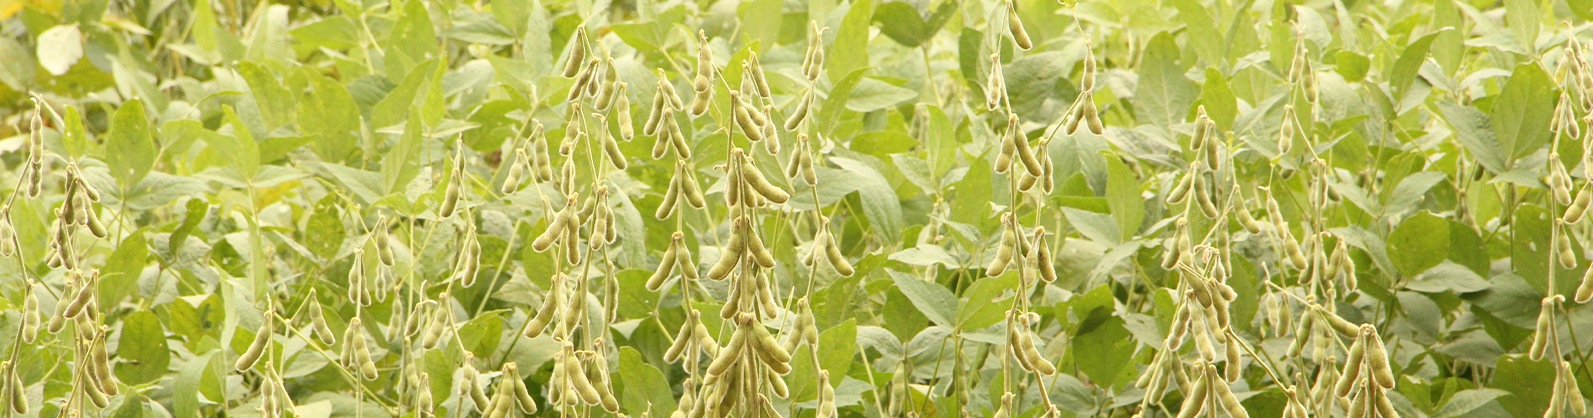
[1007,1,1031,50]
[1578,267,1593,303]
[1176,370,1210,418]
[1530,304,1551,360]
[1363,325,1395,389]
[21,286,39,343]
[236,312,273,371]
[786,90,813,131]
[1336,332,1366,397]
[707,330,744,376]
[648,239,679,291]
[562,28,587,77]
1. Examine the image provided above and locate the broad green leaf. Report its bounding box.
[618,347,676,417]
[100,231,149,307]
[820,68,869,134]
[873,1,955,47]
[115,310,172,385]
[306,194,345,261]
[1198,68,1236,132]
[37,24,83,75]
[390,0,438,64]
[846,78,918,112]
[175,350,219,418]
[889,270,956,327]
[830,157,902,240]
[217,106,261,180]
[1135,32,1197,127]
[106,99,157,187]
[1490,63,1555,161]
[1390,30,1446,103]
[1437,101,1507,174]
[827,0,875,79]
[299,70,362,162]
[1170,0,1222,67]
[957,274,1017,330]
[1105,158,1143,239]
[1492,356,1555,418]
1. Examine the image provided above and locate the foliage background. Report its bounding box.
[0,0,1591,417]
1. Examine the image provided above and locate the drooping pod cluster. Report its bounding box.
[782,298,820,353]
[295,289,337,345]
[1297,232,1357,295]
[577,186,618,249]
[20,280,40,344]
[532,193,585,264]
[1003,0,1031,50]
[1173,361,1249,418]
[255,364,291,418]
[340,317,380,380]
[690,31,717,117]
[722,148,791,209]
[692,313,792,418]
[657,160,708,219]
[665,310,721,364]
[547,339,621,412]
[985,54,1007,111]
[1065,43,1104,135]
[713,219,779,318]
[1287,32,1319,103]
[803,215,854,277]
[0,360,25,415]
[1335,326,1399,418]
[451,223,483,286]
[785,134,818,186]
[1006,310,1055,375]
[1547,359,1589,418]
[485,362,544,418]
[70,327,119,409]
[649,232,701,291]
[23,102,46,198]
[1285,303,1363,363]
[43,166,107,271]
[524,273,567,338]
[237,310,275,371]
[799,21,827,82]
[994,114,1043,178]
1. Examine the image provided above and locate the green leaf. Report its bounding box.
[299,70,362,162]
[827,0,875,79]
[1105,158,1143,239]
[889,269,957,327]
[1430,389,1508,418]
[873,1,954,47]
[1503,0,1538,51]
[618,347,676,417]
[1198,68,1236,132]
[957,274,1017,330]
[237,62,294,129]
[846,78,918,113]
[306,194,345,261]
[1390,30,1445,103]
[1437,101,1507,174]
[61,105,90,158]
[1170,0,1223,67]
[1492,356,1555,418]
[1387,211,1450,277]
[106,99,157,187]
[168,198,208,258]
[383,106,427,195]
[830,157,902,240]
[1134,32,1197,127]
[1490,63,1555,161]
[741,0,782,51]
[1071,307,1133,389]
[390,0,438,64]
[175,350,219,418]
[115,310,172,385]
[100,231,149,306]
[820,67,869,134]
[217,106,262,180]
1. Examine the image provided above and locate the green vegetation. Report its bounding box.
[0,0,1591,417]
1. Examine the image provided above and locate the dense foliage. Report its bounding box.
[2,0,1593,417]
